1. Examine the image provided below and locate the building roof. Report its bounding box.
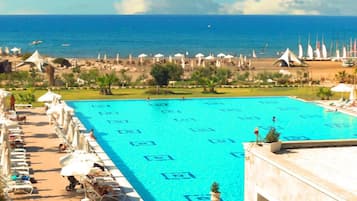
[245,140,357,200]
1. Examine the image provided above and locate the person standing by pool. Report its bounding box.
[10,94,15,111]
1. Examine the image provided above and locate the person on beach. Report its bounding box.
[10,94,15,111]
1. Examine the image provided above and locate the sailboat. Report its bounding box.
[298,43,303,59]
[342,46,347,59]
[252,49,257,58]
[307,36,314,60]
[315,38,321,60]
[321,42,328,59]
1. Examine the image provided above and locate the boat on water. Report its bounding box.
[61,43,70,47]
[31,40,43,45]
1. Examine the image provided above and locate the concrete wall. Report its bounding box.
[243,144,345,201]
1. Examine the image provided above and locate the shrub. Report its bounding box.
[265,127,280,143]
[53,58,71,67]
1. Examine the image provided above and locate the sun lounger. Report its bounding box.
[15,104,32,108]
[6,180,33,194]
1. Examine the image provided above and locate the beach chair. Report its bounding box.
[0,175,34,194]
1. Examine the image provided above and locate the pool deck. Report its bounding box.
[10,107,83,200]
[9,107,142,201]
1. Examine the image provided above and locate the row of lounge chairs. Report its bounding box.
[1,125,35,196]
[54,120,128,201]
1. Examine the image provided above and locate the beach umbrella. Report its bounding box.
[138,53,147,58]
[60,160,93,176]
[154,53,164,58]
[60,150,100,167]
[224,54,234,62]
[138,54,147,65]
[331,83,352,93]
[154,53,164,62]
[217,53,226,58]
[174,53,184,58]
[168,55,173,63]
[195,53,204,58]
[331,83,352,98]
[97,53,101,61]
[10,47,20,55]
[0,47,2,55]
[103,54,107,62]
[205,55,215,60]
[38,90,61,102]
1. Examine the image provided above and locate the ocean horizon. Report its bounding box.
[1,15,357,58]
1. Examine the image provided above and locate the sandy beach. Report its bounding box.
[4,54,354,85]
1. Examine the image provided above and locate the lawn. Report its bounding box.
[10,86,342,107]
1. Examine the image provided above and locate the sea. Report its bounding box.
[1,15,357,58]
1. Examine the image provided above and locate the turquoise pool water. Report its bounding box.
[67,97,357,201]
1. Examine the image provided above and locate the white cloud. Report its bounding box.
[113,0,357,16]
[114,0,151,14]
[221,0,320,15]
[114,0,220,14]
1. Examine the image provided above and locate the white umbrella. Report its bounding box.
[0,47,2,55]
[38,90,61,102]
[60,150,100,167]
[217,53,226,58]
[60,160,93,176]
[174,53,184,58]
[224,54,234,59]
[205,55,215,60]
[195,53,204,58]
[4,47,9,55]
[10,47,20,54]
[97,53,101,61]
[331,83,352,98]
[138,53,147,58]
[103,54,107,62]
[331,83,352,93]
[154,53,164,58]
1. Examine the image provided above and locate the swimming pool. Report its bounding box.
[67,97,357,201]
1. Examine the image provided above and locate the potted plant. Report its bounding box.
[264,127,281,153]
[210,182,221,201]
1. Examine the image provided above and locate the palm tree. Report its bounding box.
[96,71,118,95]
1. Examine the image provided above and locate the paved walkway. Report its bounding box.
[10,107,83,201]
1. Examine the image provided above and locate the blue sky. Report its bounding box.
[0,0,355,15]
